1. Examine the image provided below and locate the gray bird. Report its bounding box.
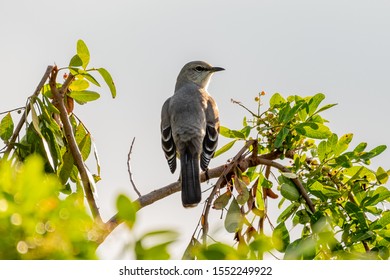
[161,61,224,207]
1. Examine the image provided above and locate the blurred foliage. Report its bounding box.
[185,92,390,260]
[0,155,99,259]
[0,40,389,260]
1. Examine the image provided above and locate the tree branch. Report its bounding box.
[49,66,102,222]
[103,144,316,241]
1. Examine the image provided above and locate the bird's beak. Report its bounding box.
[211,66,225,72]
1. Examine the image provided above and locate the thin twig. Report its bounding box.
[0,107,26,116]
[201,139,256,244]
[4,66,53,157]
[231,98,259,118]
[127,137,141,197]
[49,66,101,222]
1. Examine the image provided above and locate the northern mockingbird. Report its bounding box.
[161,61,224,207]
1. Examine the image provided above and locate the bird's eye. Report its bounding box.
[194,66,204,72]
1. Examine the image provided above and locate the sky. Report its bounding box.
[1,0,389,259]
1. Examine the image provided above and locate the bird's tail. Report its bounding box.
[180,150,201,207]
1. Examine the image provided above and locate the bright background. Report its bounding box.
[1,0,389,259]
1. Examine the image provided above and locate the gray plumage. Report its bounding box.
[161,61,223,207]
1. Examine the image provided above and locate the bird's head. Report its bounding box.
[176,61,224,90]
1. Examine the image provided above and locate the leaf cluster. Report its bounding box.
[191,92,390,260]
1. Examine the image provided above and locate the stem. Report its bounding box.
[49,66,101,222]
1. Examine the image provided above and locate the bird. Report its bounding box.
[160,61,224,207]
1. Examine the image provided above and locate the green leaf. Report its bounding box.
[68,90,100,104]
[240,126,251,138]
[59,150,74,185]
[255,185,265,212]
[69,55,83,67]
[135,230,177,260]
[92,140,101,179]
[97,68,116,98]
[309,181,340,201]
[43,95,60,115]
[224,198,241,233]
[354,142,367,153]
[213,139,237,157]
[116,194,137,229]
[30,101,55,170]
[318,140,329,162]
[242,116,248,127]
[280,183,300,201]
[82,73,101,87]
[307,93,325,116]
[345,201,368,230]
[213,191,231,210]
[313,103,338,116]
[234,177,250,204]
[275,127,289,148]
[272,222,290,252]
[284,236,316,260]
[270,93,286,107]
[334,133,353,156]
[334,154,352,168]
[361,145,387,161]
[77,39,90,69]
[351,230,375,243]
[327,133,338,150]
[0,112,14,141]
[219,126,245,139]
[78,133,92,161]
[364,186,390,207]
[283,101,305,123]
[277,202,299,223]
[374,211,390,229]
[295,122,332,139]
[295,209,311,225]
[376,167,389,184]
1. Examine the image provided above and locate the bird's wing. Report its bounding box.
[161,98,177,173]
[201,96,220,171]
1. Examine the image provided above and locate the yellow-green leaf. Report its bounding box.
[272,222,290,252]
[214,139,237,157]
[219,126,245,139]
[68,90,100,104]
[116,194,137,229]
[69,79,90,91]
[295,122,332,139]
[97,68,116,98]
[334,133,353,156]
[0,112,14,141]
[255,180,265,211]
[77,39,90,69]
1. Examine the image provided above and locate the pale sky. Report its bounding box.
[1,0,389,259]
